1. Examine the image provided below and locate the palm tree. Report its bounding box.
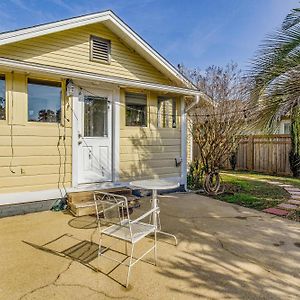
[248,7,300,177]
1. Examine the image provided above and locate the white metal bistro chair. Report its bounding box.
[94,191,158,288]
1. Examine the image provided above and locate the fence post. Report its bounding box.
[247,135,254,170]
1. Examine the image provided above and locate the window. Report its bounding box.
[28,79,61,123]
[90,36,111,64]
[0,75,5,120]
[84,96,108,137]
[283,122,291,134]
[125,93,147,127]
[158,97,176,128]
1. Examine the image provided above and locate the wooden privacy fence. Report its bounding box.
[192,134,292,176]
[231,135,291,175]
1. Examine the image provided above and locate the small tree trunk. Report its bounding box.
[289,105,300,177]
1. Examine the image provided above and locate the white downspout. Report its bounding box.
[181,96,187,190]
[185,94,200,113]
[181,94,200,191]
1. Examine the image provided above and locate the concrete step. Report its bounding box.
[278,184,293,188]
[284,188,300,192]
[263,208,289,216]
[67,187,133,216]
[289,191,300,195]
[288,199,300,205]
[277,203,298,210]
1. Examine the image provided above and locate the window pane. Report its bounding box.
[125,93,147,126]
[0,75,5,120]
[28,79,61,123]
[158,97,176,128]
[84,96,108,137]
[284,123,291,134]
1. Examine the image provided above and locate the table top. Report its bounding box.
[129,178,180,190]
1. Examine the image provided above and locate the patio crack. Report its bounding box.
[18,259,138,300]
[18,260,74,300]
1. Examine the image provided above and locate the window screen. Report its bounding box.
[158,97,176,128]
[125,93,147,127]
[28,79,61,123]
[283,122,291,134]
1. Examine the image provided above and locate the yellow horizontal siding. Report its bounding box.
[0,136,71,146]
[0,126,72,136]
[0,23,171,85]
[120,173,180,182]
[0,164,71,177]
[0,156,72,167]
[0,72,71,194]
[119,89,182,181]
[120,153,180,162]
[0,173,72,189]
[0,183,71,194]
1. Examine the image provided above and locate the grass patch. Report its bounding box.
[222,170,300,189]
[216,172,290,210]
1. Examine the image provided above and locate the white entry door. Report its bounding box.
[78,89,112,184]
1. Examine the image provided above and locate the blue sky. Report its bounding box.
[0,0,299,71]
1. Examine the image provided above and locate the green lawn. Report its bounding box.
[216,171,292,210]
[222,170,300,189]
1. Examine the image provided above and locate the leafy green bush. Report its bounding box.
[289,151,300,177]
[187,160,203,190]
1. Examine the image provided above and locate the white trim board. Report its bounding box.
[0,177,181,206]
[0,10,196,90]
[0,57,207,98]
[180,96,188,190]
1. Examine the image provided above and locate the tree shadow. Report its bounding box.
[22,233,131,287]
[153,194,300,299]
[120,126,181,182]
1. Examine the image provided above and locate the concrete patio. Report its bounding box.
[0,193,299,300]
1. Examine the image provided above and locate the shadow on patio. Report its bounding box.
[1,193,299,299]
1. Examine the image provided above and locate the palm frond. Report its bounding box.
[247,7,300,130]
[282,8,300,30]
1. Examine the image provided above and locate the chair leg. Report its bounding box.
[154,230,157,266]
[98,235,103,271]
[126,243,134,288]
[125,241,128,255]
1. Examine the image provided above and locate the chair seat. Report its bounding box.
[102,220,156,243]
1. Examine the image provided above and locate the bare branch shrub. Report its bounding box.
[181,62,248,172]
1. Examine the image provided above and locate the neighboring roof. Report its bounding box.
[0,10,197,90]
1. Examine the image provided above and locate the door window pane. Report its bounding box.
[28,79,61,122]
[84,96,108,137]
[125,93,147,126]
[0,75,5,120]
[158,97,176,128]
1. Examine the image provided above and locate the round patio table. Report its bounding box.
[129,178,179,245]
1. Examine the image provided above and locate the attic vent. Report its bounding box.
[90,36,111,63]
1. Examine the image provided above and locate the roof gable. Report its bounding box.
[0,22,172,85]
[0,10,196,89]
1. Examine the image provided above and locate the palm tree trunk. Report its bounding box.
[289,105,300,177]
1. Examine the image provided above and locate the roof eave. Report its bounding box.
[0,10,196,90]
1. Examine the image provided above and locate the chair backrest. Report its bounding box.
[94,191,158,243]
[94,191,133,239]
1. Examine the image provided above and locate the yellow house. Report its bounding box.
[0,11,206,209]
